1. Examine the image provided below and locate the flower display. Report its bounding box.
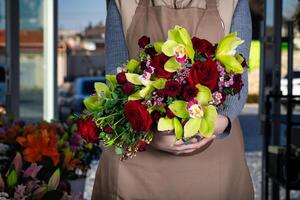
[77,26,247,160]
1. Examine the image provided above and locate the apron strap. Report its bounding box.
[206,0,218,9]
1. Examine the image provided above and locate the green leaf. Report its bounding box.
[184,118,201,138]
[164,57,181,72]
[173,117,183,139]
[152,78,167,89]
[48,169,60,191]
[105,75,117,90]
[7,168,17,188]
[154,42,164,53]
[125,73,143,85]
[115,147,123,155]
[162,40,178,57]
[199,106,218,138]
[127,59,140,73]
[195,84,213,106]
[217,55,243,74]
[95,82,111,98]
[168,100,189,119]
[158,117,174,131]
[139,85,154,98]
[84,96,103,111]
[148,105,166,113]
[128,90,143,100]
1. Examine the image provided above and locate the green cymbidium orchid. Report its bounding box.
[184,84,218,138]
[216,32,244,74]
[160,26,195,72]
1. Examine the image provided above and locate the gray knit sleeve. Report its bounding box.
[105,0,129,75]
[218,0,252,122]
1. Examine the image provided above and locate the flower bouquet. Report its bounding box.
[76,26,247,160]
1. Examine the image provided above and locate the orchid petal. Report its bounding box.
[84,96,103,111]
[48,168,60,191]
[127,59,140,73]
[105,75,117,90]
[152,78,167,89]
[154,42,164,54]
[168,100,189,119]
[128,91,143,100]
[125,73,143,85]
[95,82,111,98]
[199,105,218,137]
[158,117,174,131]
[217,55,244,74]
[195,84,213,106]
[173,117,183,139]
[164,57,181,72]
[162,40,178,57]
[184,118,201,138]
[139,85,154,98]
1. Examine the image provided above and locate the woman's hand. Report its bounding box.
[150,114,229,155]
[150,130,216,155]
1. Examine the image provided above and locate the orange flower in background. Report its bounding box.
[16,128,60,166]
[63,151,81,171]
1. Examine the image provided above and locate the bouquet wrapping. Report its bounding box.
[76,26,247,160]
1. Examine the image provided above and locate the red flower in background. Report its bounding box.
[138,36,151,48]
[103,126,114,134]
[188,60,218,91]
[164,80,181,97]
[122,82,135,95]
[116,72,127,84]
[124,101,153,132]
[150,54,173,79]
[77,116,99,143]
[183,84,199,101]
[192,37,215,58]
[232,74,244,94]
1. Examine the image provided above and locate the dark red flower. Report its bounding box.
[122,82,135,95]
[164,80,181,97]
[137,140,147,152]
[116,72,127,84]
[192,37,215,58]
[145,46,157,56]
[152,111,161,123]
[220,93,227,104]
[150,54,173,79]
[232,74,244,94]
[124,101,153,132]
[103,126,114,134]
[166,109,175,119]
[188,60,218,91]
[138,36,151,48]
[76,116,99,143]
[183,84,199,101]
[156,89,165,98]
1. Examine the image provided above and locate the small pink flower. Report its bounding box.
[23,163,43,178]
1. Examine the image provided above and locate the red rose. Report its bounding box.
[183,84,199,101]
[116,72,127,84]
[150,54,173,79]
[164,80,181,97]
[192,37,215,58]
[166,109,175,119]
[77,116,99,143]
[138,36,150,48]
[232,74,244,94]
[122,82,135,95]
[156,89,165,97]
[103,126,114,134]
[124,101,153,132]
[137,140,147,152]
[188,60,218,91]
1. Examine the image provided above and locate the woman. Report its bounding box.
[92,0,254,199]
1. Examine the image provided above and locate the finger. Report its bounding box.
[175,137,214,151]
[174,139,184,146]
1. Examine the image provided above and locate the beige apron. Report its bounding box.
[92,0,254,199]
